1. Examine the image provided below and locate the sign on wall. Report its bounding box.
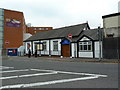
[61,39,70,45]
[7,48,18,56]
[6,18,21,27]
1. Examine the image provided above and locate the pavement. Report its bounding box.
[5,56,120,64]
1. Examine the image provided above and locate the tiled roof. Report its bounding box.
[71,28,103,42]
[24,23,89,42]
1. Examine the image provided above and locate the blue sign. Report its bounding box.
[7,48,18,56]
[61,39,70,45]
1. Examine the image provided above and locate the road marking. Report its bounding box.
[31,69,107,77]
[0,68,108,89]
[0,66,14,70]
[0,69,29,73]
[0,72,58,80]
[0,75,100,89]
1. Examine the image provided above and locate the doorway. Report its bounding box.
[62,45,70,57]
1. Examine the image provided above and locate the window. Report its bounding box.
[43,42,47,51]
[53,41,58,51]
[79,41,92,51]
[46,28,48,30]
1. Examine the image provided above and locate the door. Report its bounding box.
[62,45,70,57]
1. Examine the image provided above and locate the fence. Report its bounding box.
[103,37,120,59]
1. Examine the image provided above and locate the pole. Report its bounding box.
[98,27,101,61]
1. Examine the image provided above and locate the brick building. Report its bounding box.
[0,8,52,56]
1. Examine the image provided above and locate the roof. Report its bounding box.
[24,23,89,42]
[102,12,120,18]
[71,28,103,42]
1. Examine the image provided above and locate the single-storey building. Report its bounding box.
[24,23,103,58]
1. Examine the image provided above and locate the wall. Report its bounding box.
[94,41,102,58]
[103,37,119,59]
[4,9,25,49]
[103,16,120,28]
[71,43,77,57]
[50,39,61,55]
[25,39,62,56]
[103,15,120,38]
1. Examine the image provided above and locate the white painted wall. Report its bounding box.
[71,43,77,57]
[50,39,61,55]
[94,41,102,58]
[79,52,93,58]
[80,37,90,41]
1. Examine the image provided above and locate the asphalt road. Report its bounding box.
[0,57,119,89]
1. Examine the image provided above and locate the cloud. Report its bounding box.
[0,0,119,28]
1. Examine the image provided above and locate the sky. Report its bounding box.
[0,0,119,29]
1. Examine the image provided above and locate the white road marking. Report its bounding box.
[0,66,14,70]
[0,72,58,80]
[0,75,100,89]
[0,69,29,73]
[31,69,107,77]
[0,68,108,89]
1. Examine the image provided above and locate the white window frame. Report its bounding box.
[53,41,58,51]
[79,41,92,52]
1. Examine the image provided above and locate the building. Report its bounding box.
[102,12,120,37]
[26,27,53,35]
[102,12,120,59]
[0,8,53,56]
[0,8,26,56]
[24,23,103,58]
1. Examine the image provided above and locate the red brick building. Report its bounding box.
[0,8,52,56]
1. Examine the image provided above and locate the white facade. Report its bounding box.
[25,39,62,56]
[50,39,61,55]
[94,41,102,58]
[71,43,77,58]
[25,37,101,58]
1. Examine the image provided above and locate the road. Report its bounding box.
[0,57,118,89]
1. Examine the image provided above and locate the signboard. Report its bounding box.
[61,39,70,45]
[7,48,18,56]
[6,18,21,27]
[5,40,9,44]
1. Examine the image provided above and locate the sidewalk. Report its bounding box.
[7,56,119,64]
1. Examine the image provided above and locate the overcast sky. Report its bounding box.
[0,0,119,29]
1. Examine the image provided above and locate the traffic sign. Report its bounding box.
[68,34,72,39]
[5,40,10,44]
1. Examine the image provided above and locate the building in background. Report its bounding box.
[0,8,52,56]
[26,26,53,35]
[102,12,120,59]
